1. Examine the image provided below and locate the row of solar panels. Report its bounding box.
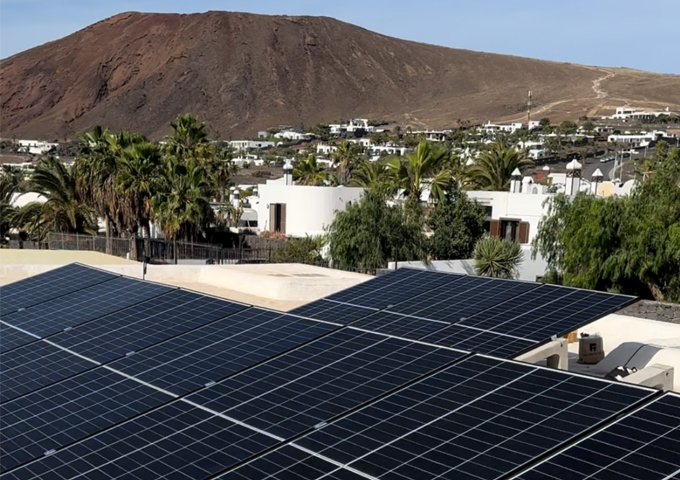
[1,264,678,480]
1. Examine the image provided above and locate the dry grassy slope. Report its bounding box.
[1,11,679,140]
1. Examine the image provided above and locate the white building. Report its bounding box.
[228,140,275,152]
[370,144,407,158]
[16,140,59,155]
[607,130,672,148]
[608,106,676,121]
[411,130,452,142]
[273,130,311,141]
[329,119,376,135]
[256,182,363,237]
[481,121,524,134]
[316,143,338,155]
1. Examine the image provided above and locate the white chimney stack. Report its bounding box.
[522,176,534,194]
[510,168,522,193]
[283,160,294,186]
[232,189,240,208]
[565,159,582,196]
[591,168,603,195]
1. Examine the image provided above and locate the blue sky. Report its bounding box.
[1,0,678,74]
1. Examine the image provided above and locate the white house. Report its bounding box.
[256,168,363,237]
[329,119,376,135]
[481,121,524,135]
[228,140,275,152]
[316,143,338,155]
[607,130,672,148]
[608,106,676,121]
[273,130,312,141]
[411,130,452,142]
[16,140,59,155]
[370,144,407,158]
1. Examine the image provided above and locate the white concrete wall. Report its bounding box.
[257,185,363,237]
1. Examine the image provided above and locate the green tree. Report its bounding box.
[165,113,209,162]
[293,155,327,186]
[328,191,426,272]
[15,156,97,241]
[558,120,578,134]
[332,141,362,185]
[473,236,524,278]
[0,166,25,241]
[428,193,487,260]
[539,118,551,130]
[387,140,453,202]
[581,121,596,134]
[468,139,533,190]
[347,159,395,196]
[532,148,680,301]
[271,236,327,266]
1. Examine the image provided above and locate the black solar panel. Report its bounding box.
[294,355,654,480]
[386,276,540,323]
[326,268,463,309]
[0,324,38,353]
[515,393,680,480]
[1,277,174,339]
[110,309,337,395]
[290,299,376,325]
[185,328,466,439]
[220,445,364,480]
[457,285,636,340]
[45,290,247,363]
[2,401,280,480]
[0,264,118,315]
[350,311,449,340]
[421,324,537,358]
[0,342,95,403]
[0,368,173,472]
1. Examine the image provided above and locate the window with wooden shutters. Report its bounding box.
[279,204,287,234]
[518,221,530,244]
[489,220,500,237]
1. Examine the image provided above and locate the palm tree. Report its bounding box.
[152,157,212,263]
[348,159,395,196]
[473,236,524,278]
[210,147,238,203]
[165,113,209,161]
[15,156,97,241]
[0,166,24,242]
[116,142,162,257]
[387,140,452,203]
[294,155,327,186]
[468,139,533,191]
[332,141,361,185]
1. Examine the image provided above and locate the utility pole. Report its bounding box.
[527,90,532,125]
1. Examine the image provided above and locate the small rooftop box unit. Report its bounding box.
[578,334,604,364]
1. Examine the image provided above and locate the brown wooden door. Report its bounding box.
[489,219,500,237]
[518,221,530,244]
[279,204,287,234]
[269,205,276,232]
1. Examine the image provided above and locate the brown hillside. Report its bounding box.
[1,11,679,140]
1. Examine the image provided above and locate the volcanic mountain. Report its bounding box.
[1,11,679,140]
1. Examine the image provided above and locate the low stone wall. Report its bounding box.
[621,300,680,324]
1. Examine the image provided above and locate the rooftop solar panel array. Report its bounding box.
[2,263,668,480]
[514,392,680,480]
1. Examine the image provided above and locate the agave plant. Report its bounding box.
[473,236,524,279]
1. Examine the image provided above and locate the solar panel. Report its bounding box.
[386,276,540,323]
[0,341,95,403]
[0,367,173,472]
[44,290,247,363]
[326,268,463,309]
[457,285,636,341]
[0,264,118,315]
[0,277,174,340]
[0,324,39,353]
[2,401,280,480]
[109,309,337,395]
[220,445,364,480]
[350,311,449,340]
[421,325,537,358]
[185,328,466,439]
[514,393,680,480]
[290,299,376,325]
[294,355,654,480]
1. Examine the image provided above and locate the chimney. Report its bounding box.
[283,160,294,186]
[565,159,582,195]
[510,168,522,193]
[591,168,603,195]
[522,176,534,194]
[232,189,240,208]
[228,186,236,203]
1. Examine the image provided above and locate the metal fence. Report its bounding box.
[45,233,277,265]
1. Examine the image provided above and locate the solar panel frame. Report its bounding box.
[0,341,97,403]
[289,299,377,325]
[325,268,464,309]
[293,355,655,480]
[0,323,40,353]
[0,263,119,315]
[0,367,174,472]
[1,401,281,480]
[420,324,538,359]
[184,328,467,439]
[512,392,680,480]
[349,311,450,341]
[0,276,175,340]
[44,289,248,363]
[109,309,338,396]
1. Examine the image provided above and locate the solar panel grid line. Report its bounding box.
[0,277,176,341]
[346,325,476,353]
[288,300,378,326]
[509,392,680,480]
[403,375,639,479]
[0,320,40,339]
[300,365,539,476]
[418,325,537,359]
[319,298,380,310]
[0,324,41,354]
